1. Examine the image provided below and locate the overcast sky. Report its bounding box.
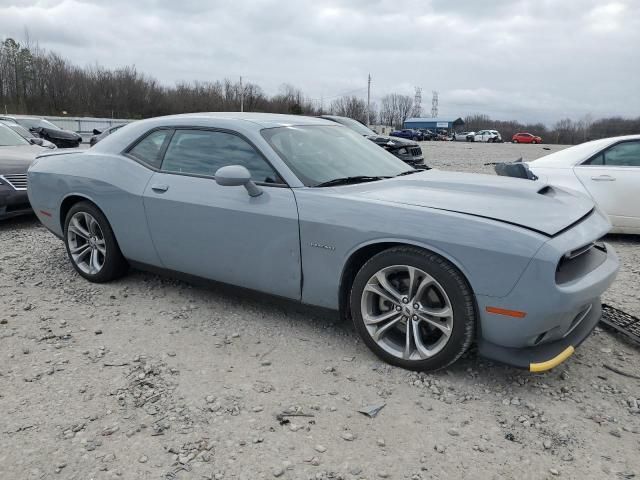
[0,0,638,124]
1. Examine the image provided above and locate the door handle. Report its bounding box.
[591,175,615,182]
[151,184,169,192]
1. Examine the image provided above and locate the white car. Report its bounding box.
[452,131,473,142]
[473,130,502,143]
[526,135,640,234]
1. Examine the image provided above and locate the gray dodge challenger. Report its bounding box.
[27,113,619,372]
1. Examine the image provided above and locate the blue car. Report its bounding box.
[27,113,618,372]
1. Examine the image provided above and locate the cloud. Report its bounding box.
[0,0,638,124]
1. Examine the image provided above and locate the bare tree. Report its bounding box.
[380,93,414,128]
[1,37,639,143]
[330,95,368,123]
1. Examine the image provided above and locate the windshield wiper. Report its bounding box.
[314,176,390,187]
[395,170,420,177]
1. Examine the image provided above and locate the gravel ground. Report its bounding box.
[1,142,638,480]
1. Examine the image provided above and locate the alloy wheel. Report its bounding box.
[360,265,454,361]
[67,211,106,275]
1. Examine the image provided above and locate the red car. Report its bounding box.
[512,132,542,144]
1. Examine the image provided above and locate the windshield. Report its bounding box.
[0,120,32,139]
[15,117,60,130]
[329,116,376,136]
[0,125,30,146]
[262,125,408,186]
[531,138,617,166]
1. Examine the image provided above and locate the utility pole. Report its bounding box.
[240,76,244,112]
[366,73,371,126]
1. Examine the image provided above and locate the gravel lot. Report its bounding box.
[1,142,638,480]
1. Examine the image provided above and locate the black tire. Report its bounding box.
[63,201,128,283]
[412,136,418,141]
[349,246,475,371]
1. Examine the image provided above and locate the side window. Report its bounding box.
[161,129,282,184]
[604,141,640,167]
[128,130,172,168]
[583,153,604,166]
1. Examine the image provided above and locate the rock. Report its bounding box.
[95,329,102,335]
[434,444,445,453]
[447,428,460,437]
[101,425,119,436]
[543,440,552,450]
[378,472,390,478]
[205,395,216,403]
[550,468,560,476]
[377,438,386,447]
[138,455,148,463]
[310,456,320,466]
[272,467,285,477]
[341,432,355,441]
[314,445,327,453]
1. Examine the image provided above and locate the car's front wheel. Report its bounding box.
[350,246,475,371]
[64,201,128,282]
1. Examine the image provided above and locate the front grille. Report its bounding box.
[0,174,27,191]
[410,147,422,156]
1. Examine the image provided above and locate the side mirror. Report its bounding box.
[92,129,102,135]
[214,165,263,197]
[29,137,44,146]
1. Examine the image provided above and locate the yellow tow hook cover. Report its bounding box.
[529,346,575,372]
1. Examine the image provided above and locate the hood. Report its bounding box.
[0,145,44,174]
[343,170,594,236]
[366,135,418,149]
[38,127,81,141]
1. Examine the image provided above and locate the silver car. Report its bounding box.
[27,113,618,372]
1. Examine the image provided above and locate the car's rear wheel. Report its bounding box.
[513,139,518,143]
[350,247,475,371]
[64,201,128,283]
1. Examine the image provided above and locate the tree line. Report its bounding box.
[1,38,638,144]
[464,114,640,145]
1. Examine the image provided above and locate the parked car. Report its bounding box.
[473,130,502,143]
[321,115,425,167]
[390,129,424,141]
[512,132,543,144]
[496,135,640,234]
[0,115,82,148]
[417,129,435,140]
[0,124,50,220]
[28,113,619,372]
[452,131,474,142]
[0,119,57,149]
[89,125,125,147]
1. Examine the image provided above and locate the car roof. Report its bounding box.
[149,112,334,128]
[530,135,640,167]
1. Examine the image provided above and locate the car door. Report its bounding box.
[573,140,640,229]
[475,130,486,142]
[141,128,302,299]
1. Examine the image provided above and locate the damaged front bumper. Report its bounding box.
[475,208,619,371]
